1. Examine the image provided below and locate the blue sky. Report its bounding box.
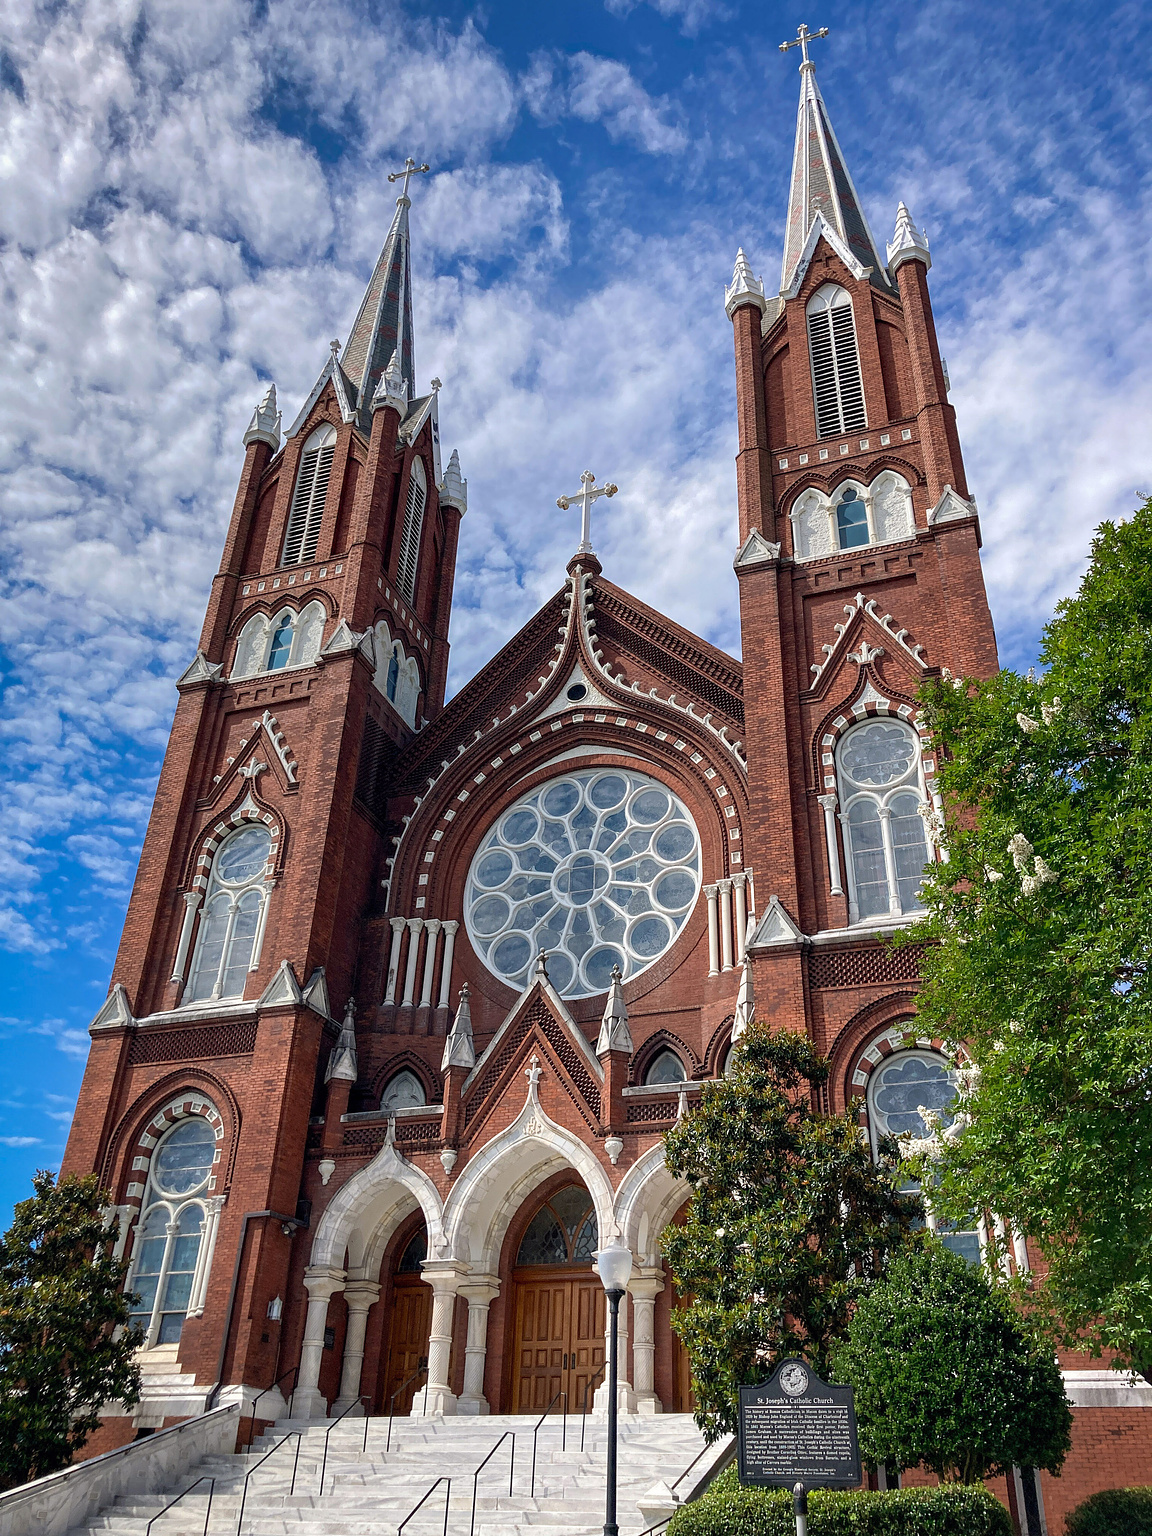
[2,0,1150,1225]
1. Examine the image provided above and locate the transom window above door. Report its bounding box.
[516,1186,598,1267]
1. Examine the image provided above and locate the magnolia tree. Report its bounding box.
[0,1172,142,1489]
[911,497,1152,1372]
[834,1240,1072,1483]
[661,1023,919,1438]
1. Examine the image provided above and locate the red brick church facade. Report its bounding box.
[63,49,1149,1531]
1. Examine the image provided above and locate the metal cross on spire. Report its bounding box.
[557,470,618,556]
[778,21,829,66]
[386,156,431,201]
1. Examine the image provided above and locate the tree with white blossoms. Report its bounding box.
[908,496,1152,1373]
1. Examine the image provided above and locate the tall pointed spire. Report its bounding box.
[779,44,887,294]
[341,169,427,434]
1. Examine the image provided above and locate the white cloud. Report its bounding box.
[603,0,731,36]
[0,1136,41,1148]
[524,51,687,156]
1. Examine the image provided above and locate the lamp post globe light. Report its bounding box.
[596,1242,634,1536]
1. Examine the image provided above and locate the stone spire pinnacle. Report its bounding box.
[596,965,633,1056]
[724,248,768,319]
[341,172,426,434]
[438,448,468,514]
[243,381,281,450]
[325,996,359,1083]
[779,44,888,293]
[886,201,932,276]
[442,983,475,1071]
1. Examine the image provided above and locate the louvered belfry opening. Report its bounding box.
[806,284,867,438]
[396,458,427,604]
[282,424,336,566]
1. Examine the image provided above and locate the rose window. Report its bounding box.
[464,769,701,998]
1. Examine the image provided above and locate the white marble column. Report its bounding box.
[437,921,460,1009]
[878,807,902,916]
[170,891,202,986]
[187,1195,225,1317]
[703,885,720,977]
[334,1280,380,1413]
[419,919,442,1007]
[420,1262,460,1415]
[817,794,843,895]
[456,1276,500,1415]
[718,878,734,972]
[594,1288,636,1414]
[732,873,747,963]
[629,1272,664,1415]
[384,917,407,1004]
[401,918,424,1006]
[293,1268,345,1419]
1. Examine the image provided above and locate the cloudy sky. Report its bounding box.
[1,0,1149,1220]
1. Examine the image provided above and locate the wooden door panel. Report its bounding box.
[383,1278,431,1416]
[570,1279,606,1409]
[515,1280,570,1413]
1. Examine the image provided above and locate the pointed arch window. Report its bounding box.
[381,1070,426,1110]
[836,487,869,549]
[283,423,336,566]
[806,284,867,438]
[835,720,931,922]
[267,616,294,670]
[386,648,400,701]
[644,1048,687,1086]
[516,1186,598,1267]
[396,458,427,605]
[186,826,272,1003]
[127,1115,223,1346]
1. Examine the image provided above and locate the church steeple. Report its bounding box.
[778,27,888,293]
[341,193,417,434]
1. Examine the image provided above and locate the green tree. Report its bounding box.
[661,1023,919,1438]
[834,1239,1072,1484]
[0,1171,142,1489]
[909,496,1152,1372]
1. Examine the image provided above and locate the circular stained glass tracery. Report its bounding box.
[465,769,701,998]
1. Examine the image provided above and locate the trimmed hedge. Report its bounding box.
[666,1466,1012,1536]
[1065,1486,1152,1536]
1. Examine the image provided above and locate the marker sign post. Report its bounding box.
[738,1359,862,1535]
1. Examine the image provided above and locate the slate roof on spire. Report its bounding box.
[780,61,888,294]
[341,194,417,436]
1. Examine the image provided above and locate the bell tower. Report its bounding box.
[726,28,998,986]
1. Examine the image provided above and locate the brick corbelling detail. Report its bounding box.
[127,1020,257,1065]
[626,1100,678,1125]
[808,944,925,990]
[593,590,744,695]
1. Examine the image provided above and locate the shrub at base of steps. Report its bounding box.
[1064,1486,1152,1536]
[666,1466,1012,1536]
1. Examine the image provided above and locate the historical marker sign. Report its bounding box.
[738,1359,862,1490]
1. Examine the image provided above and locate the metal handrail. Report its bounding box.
[145,1475,214,1536]
[469,1431,515,1536]
[580,1362,606,1452]
[318,1394,370,1496]
[386,1358,428,1452]
[245,1365,298,1448]
[235,1429,301,1533]
[398,1475,451,1536]
[530,1388,567,1496]
[670,1440,713,1493]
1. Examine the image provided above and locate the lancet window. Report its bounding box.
[380,1070,427,1110]
[185,826,272,1003]
[806,284,867,438]
[644,1048,687,1086]
[516,1186,598,1267]
[371,620,422,728]
[126,1114,223,1346]
[835,719,931,922]
[395,457,427,604]
[282,422,336,566]
[790,473,914,562]
[231,601,325,679]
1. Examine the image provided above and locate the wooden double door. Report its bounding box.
[512,1270,606,1414]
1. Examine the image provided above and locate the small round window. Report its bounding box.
[465,769,701,998]
[151,1117,217,1197]
[215,826,271,884]
[867,1049,959,1154]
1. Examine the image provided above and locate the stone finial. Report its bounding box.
[596,965,634,1056]
[243,381,281,450]
[373,349,409,415]
[438,448,468,514]
[730,953,754,1046]
[724,248,768,319]
[442,983,476,1071]
[534,951,550,981]
[886,201,931,275]
[325,996,358,1083]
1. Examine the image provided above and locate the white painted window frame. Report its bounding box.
[835,719,932,924]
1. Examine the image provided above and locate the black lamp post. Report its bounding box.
[596,1242,633,1536]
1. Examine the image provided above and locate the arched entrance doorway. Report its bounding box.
[511,1185,606,1413]
[379,1227,432,1416]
